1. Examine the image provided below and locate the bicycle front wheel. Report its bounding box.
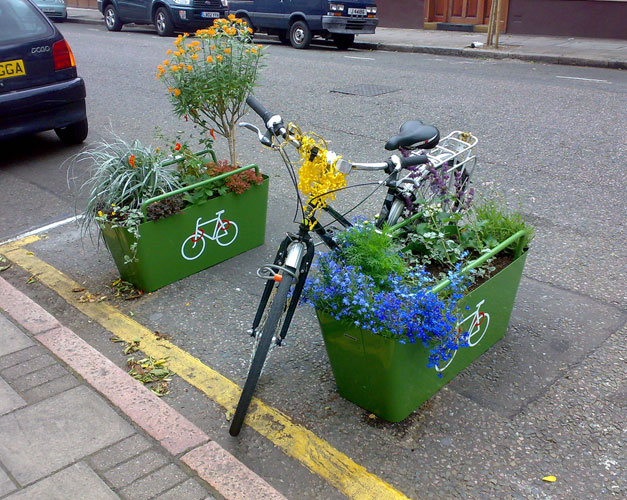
[229,273,294,436]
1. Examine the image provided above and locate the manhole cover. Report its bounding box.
[330,84,401,97]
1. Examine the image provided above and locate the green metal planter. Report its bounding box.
[316,230,529,422]
[101,164,269,292]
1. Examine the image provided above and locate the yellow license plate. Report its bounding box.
[0,59,26,80]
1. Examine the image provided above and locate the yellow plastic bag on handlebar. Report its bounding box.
[294,132,347,218]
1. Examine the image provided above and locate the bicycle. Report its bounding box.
[180,210,239,261]
[229,96,477,436]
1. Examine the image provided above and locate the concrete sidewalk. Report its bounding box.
[0,277,286,500]
[66,7,627,69]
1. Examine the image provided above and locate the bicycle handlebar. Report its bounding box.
[246,95,274,127]
[244,96,430,174]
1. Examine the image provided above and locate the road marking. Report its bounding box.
[1,237,411,500]
[555,76,611,83]
[87,28,99,31]
[344,55,375,60]
[0,216,83,247]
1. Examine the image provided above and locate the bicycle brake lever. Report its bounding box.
[239,122,265,140]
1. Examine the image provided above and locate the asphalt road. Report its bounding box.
[1,22,626,499]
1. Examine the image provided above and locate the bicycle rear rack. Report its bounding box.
[427,131,478,176]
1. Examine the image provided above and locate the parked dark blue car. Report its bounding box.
[98,0,229,37]
[229,0,378,49]
[0,0,87,143]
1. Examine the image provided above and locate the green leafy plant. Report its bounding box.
[335,221,408,287]
[470,198,535,251]
[72,135,181,261]
[179,160,265,205]
[156,16,265,166]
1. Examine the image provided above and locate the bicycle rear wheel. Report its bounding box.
[229,273,294,436]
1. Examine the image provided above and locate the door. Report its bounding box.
[425,0,507,29]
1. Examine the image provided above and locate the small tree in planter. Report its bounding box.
[156,16,265,166]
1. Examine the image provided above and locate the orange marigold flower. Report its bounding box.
[217,55,223,61]
[191,54,198,60]
[174,143,182,151]
[168,86,173,92]
[251,48,257,54]
[228,13,236,20]
[166,49,172,55]
[247,27,253,33]
[163,59,170,65]
[171,66,179,72]
[208,28,216,36]
[224,48,231,54]
[129,155,136,168]
[186,65,192,71]
[183,32,189,37]
[173,88,181,96]
[236,18,243,24]
[207,55,213,62]
[210,44,216,50]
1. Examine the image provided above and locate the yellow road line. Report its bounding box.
[2,241,411,500]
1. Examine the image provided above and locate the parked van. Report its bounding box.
[228,1,378,49]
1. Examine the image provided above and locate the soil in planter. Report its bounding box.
[425,253,515,293]
[145,193,185,222]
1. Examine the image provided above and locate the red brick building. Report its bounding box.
[378,0,627,39]
[71,0,627,39]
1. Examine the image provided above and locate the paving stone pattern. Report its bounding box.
[0,314,217,500]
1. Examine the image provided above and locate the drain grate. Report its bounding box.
[330,84,401,97]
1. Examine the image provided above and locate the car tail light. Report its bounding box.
[52,39,76,71]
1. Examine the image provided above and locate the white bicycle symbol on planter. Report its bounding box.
[435,299,490,373]
[180,210,239,261]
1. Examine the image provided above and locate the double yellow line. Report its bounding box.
[1,235,411,500]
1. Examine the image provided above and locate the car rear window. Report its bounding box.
[0,0,54,45]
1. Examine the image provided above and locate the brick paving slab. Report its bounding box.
[0,467,16,497]
[0,315,34,357]
[20,373,80,404]
[0,377,25,416]
[0,386,134,485]
[10,363,69,392]
[0,345,44,370]
[103,450,171,488]
[5,462,119,500]
[1,353,57,381]
[119,464,189,500]
[89,434,153,472]
[154,478,214,500]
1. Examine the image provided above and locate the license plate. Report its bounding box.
[348,8,367,15]
[201,11,219,18]
[0,59,26,80]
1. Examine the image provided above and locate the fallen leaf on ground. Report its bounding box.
[542,476,557,482]
[72,287,86,293]
[26,276,37,284]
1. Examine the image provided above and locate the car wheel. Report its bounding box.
[104,4,123,32]
[55,119,88,145]
[154,7,174,37]
[333,34,354,50]
[240,15,254,34]
[277,30,290,45]
[289,20,311,49]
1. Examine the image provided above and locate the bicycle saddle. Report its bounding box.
[385,120,440,151]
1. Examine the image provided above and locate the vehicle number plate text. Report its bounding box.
[201,11,219,18]
[0,59,26,80]
[348,8,367,15]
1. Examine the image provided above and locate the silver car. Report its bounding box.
[33,0,66,22]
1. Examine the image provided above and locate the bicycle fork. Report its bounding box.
[251,233,315,345]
